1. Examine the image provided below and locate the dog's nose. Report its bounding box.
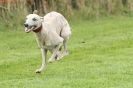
[24,23,28,27]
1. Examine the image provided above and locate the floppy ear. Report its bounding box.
[33,10,38,14]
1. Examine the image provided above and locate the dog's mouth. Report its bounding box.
[25,25,37,33]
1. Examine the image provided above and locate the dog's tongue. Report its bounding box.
[25,28,32,33]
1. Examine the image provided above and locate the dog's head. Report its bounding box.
[24,14,43,33]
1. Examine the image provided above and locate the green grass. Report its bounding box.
[0,16,133,88]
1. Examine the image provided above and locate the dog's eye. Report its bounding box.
[32,18,37,21]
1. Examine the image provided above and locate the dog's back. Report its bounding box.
[43,11,71,38]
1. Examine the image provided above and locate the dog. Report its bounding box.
[24,11,71,73]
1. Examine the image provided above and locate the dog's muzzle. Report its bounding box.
[24,23,36,33]
[24,23,28,27]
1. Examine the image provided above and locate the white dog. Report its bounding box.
[24,11,71,73]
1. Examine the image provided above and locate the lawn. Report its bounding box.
[0,16,133,88]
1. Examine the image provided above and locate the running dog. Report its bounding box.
[24,11,71,73]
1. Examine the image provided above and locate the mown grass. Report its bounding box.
[0,16,133,88]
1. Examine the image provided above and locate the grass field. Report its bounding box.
[0,16,133,88]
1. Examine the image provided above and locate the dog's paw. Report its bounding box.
[35,69,42,73]
[56,54,63,61]
[48,59,55,63]
[55,51,63,60]
[56,51,69,61]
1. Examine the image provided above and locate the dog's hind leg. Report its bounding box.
[60,24,71,57]
[48,43,63,63]
[62,39,69,57]
[36,48,47,73]
[55,39,69,61]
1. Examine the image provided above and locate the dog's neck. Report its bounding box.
[33,24,42,33]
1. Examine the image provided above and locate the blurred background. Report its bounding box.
[0,0,133,29]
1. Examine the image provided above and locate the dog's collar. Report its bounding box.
[33,24,42,33]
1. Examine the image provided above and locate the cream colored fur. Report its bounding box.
[24,11,71,73]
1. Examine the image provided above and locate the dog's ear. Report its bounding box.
[33,10,38,14]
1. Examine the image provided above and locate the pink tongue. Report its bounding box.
[25,28,32,33]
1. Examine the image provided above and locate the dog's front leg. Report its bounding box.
[36,48,47,73]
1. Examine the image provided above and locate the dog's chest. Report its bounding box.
[37,37,56,50]
[37,33,46,46]
[36,30,63,46]
[36,32,54,48]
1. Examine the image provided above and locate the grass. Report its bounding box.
[0,16,133,88]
